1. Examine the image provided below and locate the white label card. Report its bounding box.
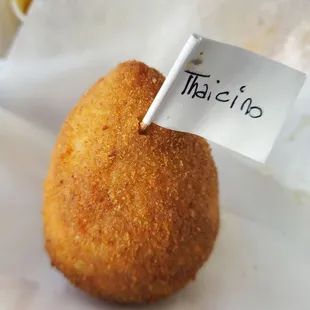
[147,34,306,162]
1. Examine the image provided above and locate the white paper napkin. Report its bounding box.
[1,1,310,309]
[1,0,310,194]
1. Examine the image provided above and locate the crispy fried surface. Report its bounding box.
[43,60,219,304]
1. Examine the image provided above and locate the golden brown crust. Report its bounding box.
[43,60,219,303]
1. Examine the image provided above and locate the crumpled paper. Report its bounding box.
[1,0,310,309]
[0,0,19,58]
[1,0,310,196]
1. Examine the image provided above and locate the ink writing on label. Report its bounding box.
[181,71,263,118]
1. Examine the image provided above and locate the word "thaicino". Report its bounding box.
[181,70,263,118]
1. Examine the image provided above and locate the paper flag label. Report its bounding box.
[151,34,306,162]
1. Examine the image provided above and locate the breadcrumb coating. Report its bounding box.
[43,60,219,304]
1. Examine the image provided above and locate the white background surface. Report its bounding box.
[0,0,310,309]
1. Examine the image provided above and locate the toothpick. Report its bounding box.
[139,121,148,132]
[140,34,202,131]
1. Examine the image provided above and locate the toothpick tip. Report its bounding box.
[139,122,148,132]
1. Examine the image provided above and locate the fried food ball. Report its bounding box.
[43,60,219,304]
